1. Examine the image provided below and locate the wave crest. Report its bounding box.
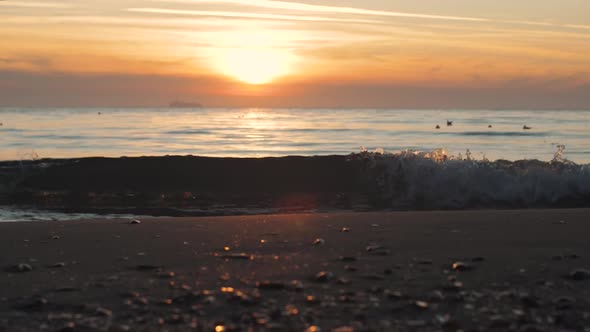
[352,147,590,209]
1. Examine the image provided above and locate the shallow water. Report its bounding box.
[0,207,144,222]
[0,108,589,163]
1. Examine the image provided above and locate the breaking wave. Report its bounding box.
[354,145,590,209]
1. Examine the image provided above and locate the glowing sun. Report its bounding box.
[215,48,294,85]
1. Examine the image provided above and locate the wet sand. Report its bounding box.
[1,209,590,331]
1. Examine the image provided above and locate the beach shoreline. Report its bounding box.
[2,154,589,219]
[1,209,590,331]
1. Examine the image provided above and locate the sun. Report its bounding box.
[215,48,294,85]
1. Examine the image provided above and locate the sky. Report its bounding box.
[1,0,589,108]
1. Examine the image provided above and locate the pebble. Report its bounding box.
[52,235,61,240]
[340,227,351,232]
[96,307,113,317]
[430,290,445,302]
[305,295,320,304]
[290,280,304,291]
[554,296,575,310]
[58,322,76,332]
[340,256,357,262]
[568,268,590,280]
[337,278,351,285]
[443,281,464,291]
[385,290,403,300]
[436,314,460,329]
[365,243,391,256]
[313,238,325,245]
[51,262,66,268]
[157,271,176,279]
[129,219,141,224]
[452,261,473,271]
[220,253,254,260]
[15,263,33,272]
[344,265,358,272]
[19,297,48,310]
[315,271,334,282]
[414,300,429,309]
[365,244,383,252]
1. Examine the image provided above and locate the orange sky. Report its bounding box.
[1,0,590,108]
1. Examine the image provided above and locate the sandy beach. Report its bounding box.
[1,209,590,331]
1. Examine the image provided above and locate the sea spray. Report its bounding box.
[352,146,590,209]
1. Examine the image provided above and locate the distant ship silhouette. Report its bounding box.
[169,101,203,108]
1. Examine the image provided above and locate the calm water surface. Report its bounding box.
[0,108,589,163]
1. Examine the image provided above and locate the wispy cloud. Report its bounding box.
[151,0,489,22]
[127,8,382,24]
[502,20,590,31]
[152,0,590,32]
[0,1,71,8]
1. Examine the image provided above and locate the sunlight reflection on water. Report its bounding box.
[0,108,588,163]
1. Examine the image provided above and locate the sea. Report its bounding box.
[0,108,589,163]
[1,108,589,221]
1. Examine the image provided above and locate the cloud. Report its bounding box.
[0,1,71,8]
[1,70,589,109]
[152,0,590,32]
[126,8,381,24]
[0,56,53,71]
[151,0,489,22]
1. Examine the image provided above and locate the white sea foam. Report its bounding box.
[354,145,590,209]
